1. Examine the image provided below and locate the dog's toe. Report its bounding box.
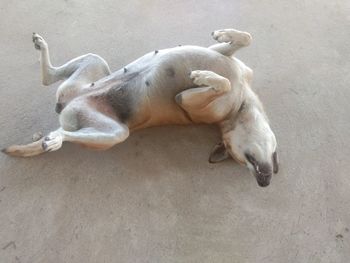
[41,132,63,152]
[32,132,43,142]
[42,141,48,150]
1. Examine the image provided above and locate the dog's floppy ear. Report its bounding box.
[209,142,229,163]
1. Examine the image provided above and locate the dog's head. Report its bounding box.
[210,101,279,187]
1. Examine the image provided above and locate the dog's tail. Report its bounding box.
[2,137,46,157]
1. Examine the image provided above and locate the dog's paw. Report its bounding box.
[32,33,48,50]
[212,29,252,46]
[32,132,43,142]
[190,70,220,86]
[42,131,63,152]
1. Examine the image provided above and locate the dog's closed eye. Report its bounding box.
[245,153,257,167]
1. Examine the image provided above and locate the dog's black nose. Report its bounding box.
[55,103,63,114]
[257,180,270,187]
[256,175,271,187]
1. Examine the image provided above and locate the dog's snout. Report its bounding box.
[256,174,271,187]
[55,103,63,114]
[255,173,272,187]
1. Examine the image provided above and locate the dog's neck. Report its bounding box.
[219,87,267,134]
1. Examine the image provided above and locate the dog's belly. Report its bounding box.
[94,46,238,129]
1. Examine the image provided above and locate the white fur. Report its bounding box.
[4,29,278,186]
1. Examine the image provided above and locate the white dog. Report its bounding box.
[2,29,279,187]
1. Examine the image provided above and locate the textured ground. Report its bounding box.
[0,1,349,262]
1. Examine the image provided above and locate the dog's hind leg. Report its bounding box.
[209,29,252,56]
[2,108,129,157]
[32,33,111,86]
[2,124,129,157]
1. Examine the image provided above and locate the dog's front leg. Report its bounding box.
[175,70,233,123]
[175,70,231,109]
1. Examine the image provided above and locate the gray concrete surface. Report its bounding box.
[1,0,349,262]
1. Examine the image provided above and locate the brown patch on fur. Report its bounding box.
[165,67,176,77]
[105,83,133,123]
[92,71,141,123]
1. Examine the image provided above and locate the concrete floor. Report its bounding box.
[1,0,349,262]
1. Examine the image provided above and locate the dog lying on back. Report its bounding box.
[2,28,279,187]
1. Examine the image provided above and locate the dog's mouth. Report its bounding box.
[245,153,273,187]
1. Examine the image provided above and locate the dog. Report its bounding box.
[2,28,279,187]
